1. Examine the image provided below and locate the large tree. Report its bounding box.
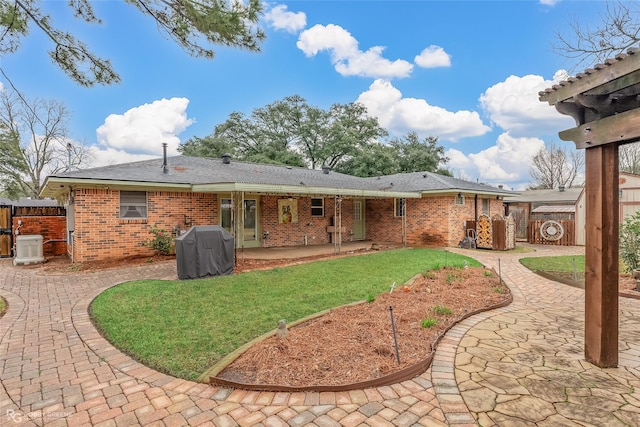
[620,142,640,174]
[0,89,89,198]
[0,0,265,86]
[554,1,640,70]
[335,133,451,177]
[179,95,387,169]
[529,142,584,189]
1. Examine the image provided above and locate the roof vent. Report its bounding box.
[498,184,503,189]
[322,165,330,174]
[559,184,565,192]
[221,153,231,165]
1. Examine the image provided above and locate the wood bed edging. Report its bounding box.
[207,291,513,392]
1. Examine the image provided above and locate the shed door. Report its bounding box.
[353,199,365,240]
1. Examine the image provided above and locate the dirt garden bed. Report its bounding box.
[211,266,511,390]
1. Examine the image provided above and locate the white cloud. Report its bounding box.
[539,0,560,6]
[446,133,545,189]
[414,45,451,68]
[95,97,193,158]
[357,79,491,141]
[264,4,306,34]
[86,146,157,168]
[297,24,413,78]
[479,70,573,137]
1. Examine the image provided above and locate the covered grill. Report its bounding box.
[175,226,235,280]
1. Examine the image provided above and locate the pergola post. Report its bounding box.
[539,47,640,368]
[584,144,619,367]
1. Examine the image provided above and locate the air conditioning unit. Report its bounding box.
[13,235,45,266]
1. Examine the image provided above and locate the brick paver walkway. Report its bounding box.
[1,244,639,426]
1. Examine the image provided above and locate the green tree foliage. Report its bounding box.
[0,0,265,86]
[179,95,387,169]
[620,210,640,272]
[0,88,89,199]
[334,132,451,177]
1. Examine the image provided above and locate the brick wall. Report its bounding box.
[260,196,355,247]
[365,195,505,247]
[70,189,506,262]
[72,189,216,262]
[12,216,67,256]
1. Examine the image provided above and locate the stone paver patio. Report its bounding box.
[1,244,639,426]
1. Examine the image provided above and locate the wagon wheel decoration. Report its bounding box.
[540,220,564,241]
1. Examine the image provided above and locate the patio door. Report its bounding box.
[353,199,365,240]
[242,198,259,248]
[220,195,260,248]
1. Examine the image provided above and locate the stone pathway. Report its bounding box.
[1,244,639,426]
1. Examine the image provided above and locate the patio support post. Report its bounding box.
[584,143,619,368]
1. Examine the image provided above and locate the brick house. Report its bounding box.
[39,154,512,262]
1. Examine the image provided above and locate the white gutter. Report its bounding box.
[192,182,420,198]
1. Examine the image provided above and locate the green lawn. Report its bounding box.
[520,255,585,273]
[90,248,480,381]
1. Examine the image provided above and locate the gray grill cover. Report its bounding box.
[175,226,235,279]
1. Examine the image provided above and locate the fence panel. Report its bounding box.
[528,219,575,246]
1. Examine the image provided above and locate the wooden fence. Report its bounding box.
[528,219,575,246]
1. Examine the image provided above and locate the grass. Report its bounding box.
[421,317,438,328]
[519,255,585,274]
[433,305,452,315]
[0,296,6,317]
[90,248,480,381]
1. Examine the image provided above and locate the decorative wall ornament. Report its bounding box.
[278,198,298,223]
[540,220,564,241]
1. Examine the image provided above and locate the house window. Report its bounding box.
[394,198,406,217]
[220,198,232,232]
[311,198,324,217]
[120,191,147,219]
[455,193,465,205]
[482,198,490,215]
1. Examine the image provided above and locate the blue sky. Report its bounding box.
[2,0,607,189]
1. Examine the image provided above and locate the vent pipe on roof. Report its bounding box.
[498,184,503,189]
[162,143,168,174]
[322,165,330,174]
[559,184,565,192]
[222,153,231,164]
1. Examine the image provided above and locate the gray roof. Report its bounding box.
[531,205,576,214]
[504,187,582,204]
[0,197,60,207]
[42,155,511,198]
[364,171,514,195]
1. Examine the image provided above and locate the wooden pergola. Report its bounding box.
[539,47,640,367]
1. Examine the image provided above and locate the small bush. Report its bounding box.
[620,211,640,273]
[493,286,506,294]
[433,305,452,315]
[421,317,438,328]
[366,293,375,303]
[141,224,173,255]
[483,270,494,277]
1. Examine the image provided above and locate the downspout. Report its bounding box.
[240,192,245,262]
[474,194,478,221]
[403,198,407,247]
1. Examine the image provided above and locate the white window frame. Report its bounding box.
[120,191,148,219]
[311,198,324,217]
[394,198,406,217]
